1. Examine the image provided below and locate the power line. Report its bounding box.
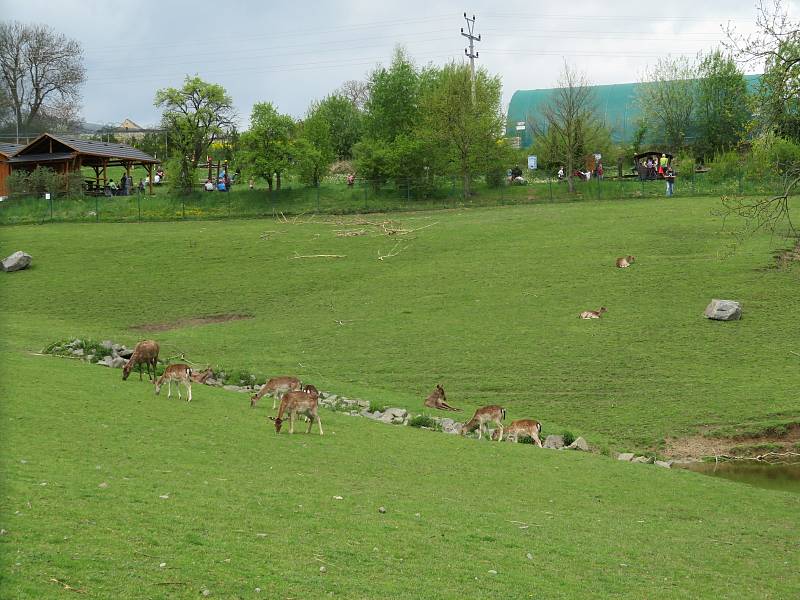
[461,13,481,103]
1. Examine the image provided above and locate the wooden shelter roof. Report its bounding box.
[11,133,159,166]
[0,142,24,158]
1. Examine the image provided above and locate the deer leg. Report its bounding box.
[289,412,295,434]
[167,379,172,399]
[317,414,324,436]
[532,432,542,448]
[186,381,192,403]
[496,423,504,442]
[476,424,482,440]
[306,413,313,434]
[272,394,277,410]
[177,380,182,400]
[138,363,143,381]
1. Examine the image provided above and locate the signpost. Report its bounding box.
[527,155,537,170]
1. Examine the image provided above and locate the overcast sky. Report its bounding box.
[3,0,791,128]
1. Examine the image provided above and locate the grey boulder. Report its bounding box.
[617,453,635,462]
[2,251,31,272]
[544,435,564,449]
[704,299,742,321]
[567,436,589,451]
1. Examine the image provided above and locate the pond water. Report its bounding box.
[680,462,800,494]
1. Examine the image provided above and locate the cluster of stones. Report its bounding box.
[49,338,130,368]
[2,251,32,272]
[616,452,673,469]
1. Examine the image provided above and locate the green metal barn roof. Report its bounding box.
[507,75,761,147]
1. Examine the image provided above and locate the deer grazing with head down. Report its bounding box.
[461,405,505,441]
[615,255,635,268]
[579,306,608,319]
[122,340,160,381]
[269,390,323,435]
[250,376,302,409]
[154,364,193,402]
[492,419,543,447]
[424,384,461,411]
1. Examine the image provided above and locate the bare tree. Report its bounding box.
[336,79,370,110]
[0,22,86,138]
[636,56,697,151]
[531,63,601,193]
[721,0,800,240]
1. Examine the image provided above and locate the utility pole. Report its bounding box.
[461,12,481,104]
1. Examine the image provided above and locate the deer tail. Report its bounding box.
[501,408,506,421]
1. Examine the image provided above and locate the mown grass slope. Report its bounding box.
[1,196,799,598]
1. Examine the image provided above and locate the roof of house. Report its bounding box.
[0,142,24,157]
[12,133,159,165]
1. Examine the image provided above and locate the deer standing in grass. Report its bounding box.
[250,376,302,409]
[154,364,193,402]
[579,307,608,319]
[122,340,160,381]
[615,255,635,268]
[461,405,505,441]
[424,384,461,411]
[270,390,323,435]
[492,419,543,447]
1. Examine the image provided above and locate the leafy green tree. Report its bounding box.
[637,56,697,150]
[695,50,750,160]
[293,105,335,186]
[363,47,419,142]
[154,76,235,192]
[239,102,295,191]
[309,94,362,160]
[417,63,507,197]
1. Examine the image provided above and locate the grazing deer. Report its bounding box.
[492,419,543,447]
[154,364,193,402]
[122,340,160,381]
[424,384,461,411]
[250,376,302,409]
[579,307,608,319]
[461,405,505,441]
[270,390,323,435]
[615,255,636,268]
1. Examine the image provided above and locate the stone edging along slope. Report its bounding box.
[42,338,674,467]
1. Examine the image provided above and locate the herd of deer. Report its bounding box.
[578,255,636,319]
[119,341,543,444]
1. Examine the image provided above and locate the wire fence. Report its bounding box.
[0,171,788,226]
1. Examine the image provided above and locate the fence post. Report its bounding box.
[182,196,185,219]
[738,170,743,194]
[228,190,231,217]
[316,181,320,212]
[137,193,141,222]
[548,177,553,201]
[49,194,53,220]
[95,195,99,222]
[364,181,368,211]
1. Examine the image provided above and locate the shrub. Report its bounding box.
[408,414,437,428]
[562,431,576,447]
[368,400,386,413]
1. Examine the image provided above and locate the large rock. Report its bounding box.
[117,348,133,358]
[654,460,673,469]
[567,436,589,451]
[110,356,127,369]
[544,435,565,449]
[1,251,31,272]
[96,356,114,367]
[617,453,635,462]
[704,299,742,321]
[383,408,408,419]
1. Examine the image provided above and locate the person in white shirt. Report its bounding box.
[204,179,214,192]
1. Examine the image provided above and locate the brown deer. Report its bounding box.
[302,384,320,398]
[154,364,193,402]
[122,340,160,381]
[461,405,505,441]
[424,384,461,411]
[579,307,608,319]
[615,255,636,268]
[492,419,543,447]
[191,367,214,384]
[270,390,323,435]
[250,376,302,409]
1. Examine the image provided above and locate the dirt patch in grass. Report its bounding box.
[665,424,800,460]
[130,313,254,332]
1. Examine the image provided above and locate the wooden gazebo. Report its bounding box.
[3,133,160,194]
[0,142,24,196]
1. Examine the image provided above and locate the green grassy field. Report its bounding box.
[1,196,799,598]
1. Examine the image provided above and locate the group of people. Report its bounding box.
[559,162,603,182]
[105,173,136,196]
[203,169,240,192]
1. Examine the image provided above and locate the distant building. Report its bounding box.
[507,75,761,148]
[115,118,146,140]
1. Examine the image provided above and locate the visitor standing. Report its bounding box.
[665,166,676,196]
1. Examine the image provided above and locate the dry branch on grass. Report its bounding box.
[378,242,409,261]
[292,252,346,259]
[334,229,367,237]
[330,218,438,237]
[49,578,86,594]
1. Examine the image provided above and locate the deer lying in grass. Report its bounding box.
[424,384,461,411]
[615,255,636,268]
[191,367,214,384]
[461,405,505,441]
[270,390,323,435]
[579,307,608,319]
[122,340,160,381]
[250,376,302,409]
[492,419,543,447]
[154,364,193,402]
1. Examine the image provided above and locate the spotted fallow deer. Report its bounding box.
[579,306,608,319]
[461,405,506,441]
[154,364,193,402]
[424,384,461,411]
[615,255,636,268]
[269,390,323,435]
[250,376,302,409]
[122,340,160,381]
[492,419,543,447]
